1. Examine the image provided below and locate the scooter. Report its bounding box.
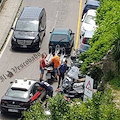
[45,45,67,84]
[45,64,56,85]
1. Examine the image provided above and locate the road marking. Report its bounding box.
[54,11,59,28]
[74,0,82,50]
[0,18,17,59]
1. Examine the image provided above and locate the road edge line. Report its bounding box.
[74,0,82,50]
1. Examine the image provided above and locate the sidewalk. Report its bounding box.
[0,0,23,52]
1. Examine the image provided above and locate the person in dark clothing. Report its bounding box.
[40,81,53,97]
[57,60,67,90]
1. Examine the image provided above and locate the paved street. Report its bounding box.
[0,0,83,119]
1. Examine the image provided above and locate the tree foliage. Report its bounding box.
[21,91,120,120]
[79,0,120,74]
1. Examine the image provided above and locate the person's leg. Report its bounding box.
[40,68,44,81]
[57,74,61,88]
[60,73,64,87]
[54,68,58,81]
[48,90,53,97]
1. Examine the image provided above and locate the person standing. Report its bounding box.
[39,53,46,81]
[40,81,53,97]
[49,52,60,81]
[56,60,68,91]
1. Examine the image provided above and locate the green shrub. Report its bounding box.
[48,93,70,120]
[20,100,46,120]
[20,91,120,120]
[79,0,120,74]
[109,76,120,90]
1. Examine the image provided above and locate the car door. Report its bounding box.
[30,83,41,103]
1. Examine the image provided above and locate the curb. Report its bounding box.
[0,0,7,12]
[0,0,23,52]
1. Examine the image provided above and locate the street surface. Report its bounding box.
[0,0,85,119]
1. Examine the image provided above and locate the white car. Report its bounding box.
[81,9,97,35]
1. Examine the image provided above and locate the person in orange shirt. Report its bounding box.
[49,52,60,81]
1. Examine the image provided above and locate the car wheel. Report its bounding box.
[1,110,6,114]
[72,41,74,47]
[11,44,15,50]
[49,47,51,54]
[43,31,46,37]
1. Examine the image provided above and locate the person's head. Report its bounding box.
[52,52,55,56]
[41,54,45,58]
[64,60,67,65]
[37,86,43,91]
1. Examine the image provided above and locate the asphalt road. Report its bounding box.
[0,0,85,119]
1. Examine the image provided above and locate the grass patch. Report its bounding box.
[109,76,120,90]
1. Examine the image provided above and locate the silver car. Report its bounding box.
[79,30,94,53]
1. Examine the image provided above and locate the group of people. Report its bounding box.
[39,52,68,91]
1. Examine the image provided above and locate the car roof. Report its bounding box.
[19,7,43,20]
[84,31,94,38]
[86,9,96,16]
[11,79,37,90]
[51,28,70,35]
[86,0,100,6]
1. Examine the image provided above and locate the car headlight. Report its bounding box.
[33,36,39,43]
[12,36,16,41]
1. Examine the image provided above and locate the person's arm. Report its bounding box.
[48,57,54,66]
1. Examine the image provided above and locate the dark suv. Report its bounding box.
[11,7,46,51]
[49,28,74,55]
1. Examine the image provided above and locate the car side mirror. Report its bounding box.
[70,33,75,35]
[81,19,84,22]
[10,81,13,84]
[29,93,33,97]
[81,14,86,22]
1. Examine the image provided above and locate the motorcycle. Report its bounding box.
[44,45,67,85]
[60,75,84,100]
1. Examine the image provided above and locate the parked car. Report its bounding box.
[85,0,100,4]
[11,7,46,51]
[82,0,99,18]
[48,28,74,55]
[0,79,46,114]
[81,9,97,35]
[79,30,94,53]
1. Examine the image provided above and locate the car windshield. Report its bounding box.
[5,88,29,98]
[50,34,68,42]
[81,44,90,51]
[86,5,98,11]
[15,20,39,32]
[85,15,95,25]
